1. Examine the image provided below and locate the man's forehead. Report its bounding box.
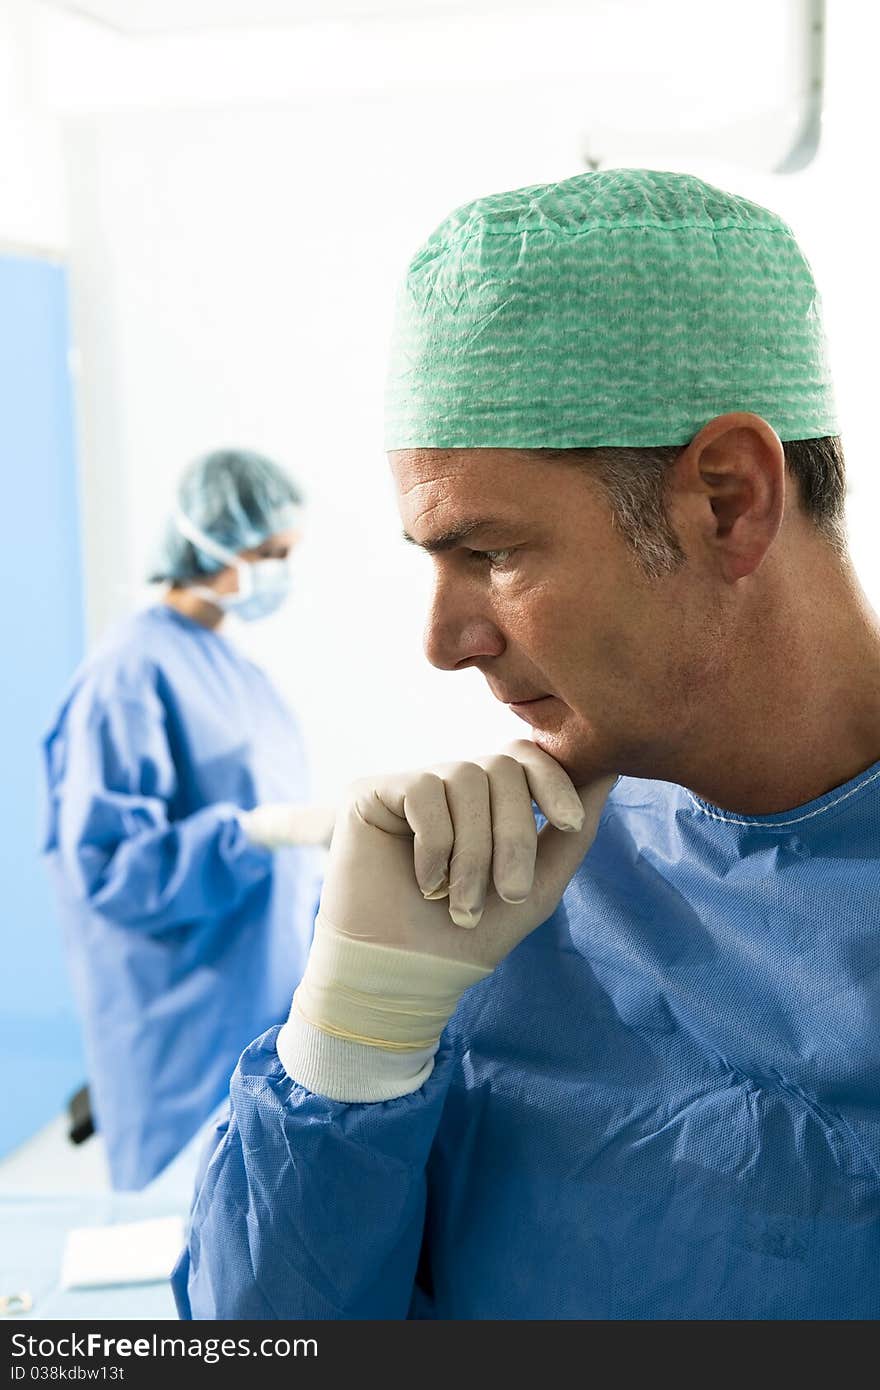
[387,451,537,551]
[388,447,546,492]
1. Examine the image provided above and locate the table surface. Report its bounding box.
[0,1112,212,1321]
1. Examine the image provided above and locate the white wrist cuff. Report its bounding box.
[276,1010,437,1103]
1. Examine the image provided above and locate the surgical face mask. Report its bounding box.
[173,510,295,622]
[221,555,292,621]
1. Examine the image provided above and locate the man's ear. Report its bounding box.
[673,412,785,582]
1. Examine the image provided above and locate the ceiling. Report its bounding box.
[45,0,556,34]
[39,0,825,175]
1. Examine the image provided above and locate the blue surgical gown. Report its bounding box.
[174,758,880,1319]
[42,604,321,1191]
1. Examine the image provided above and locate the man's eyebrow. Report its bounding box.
[402,519,510,554]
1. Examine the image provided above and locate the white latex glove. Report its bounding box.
[278,741,617,1102]
[239,802,336,850]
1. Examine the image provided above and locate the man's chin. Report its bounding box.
[531,728,614,788]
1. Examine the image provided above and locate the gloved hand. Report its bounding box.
[277,741,617,1102]
[239,802,336,850]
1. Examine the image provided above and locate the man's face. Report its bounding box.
[390,448,728,784]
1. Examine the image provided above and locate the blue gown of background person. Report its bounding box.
[174,759,880,1319]
[42,448,322,1191]
[43,604,321,1191]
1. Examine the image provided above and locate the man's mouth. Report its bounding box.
[486,682,560,722]
[505,694,560,727]
[488,681,551,706]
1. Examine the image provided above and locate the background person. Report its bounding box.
[42,448,330,1190]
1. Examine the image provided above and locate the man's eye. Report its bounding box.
[469,548,514,568]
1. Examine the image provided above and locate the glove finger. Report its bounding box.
[369,770,457,899]
[502,739,585,830]
[473,774,615,967]
[476,753,538,903]
[441,762,493,928]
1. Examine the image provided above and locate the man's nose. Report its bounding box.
[423,577,505,671]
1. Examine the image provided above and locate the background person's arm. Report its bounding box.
[45,686,274,934]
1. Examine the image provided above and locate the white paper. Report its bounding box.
[60,1215,185,1289]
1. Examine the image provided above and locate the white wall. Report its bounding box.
[61,88,586,799]
[50,2,880,802]
[0,0,66,250]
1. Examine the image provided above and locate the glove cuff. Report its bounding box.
[291,918,491,1052]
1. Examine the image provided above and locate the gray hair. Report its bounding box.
[532,437,848,579]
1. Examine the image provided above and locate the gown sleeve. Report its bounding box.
[43,675,272,935]
[173,1027,454,1320]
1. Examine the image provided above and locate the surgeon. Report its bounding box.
[174,172,880,1318]
[43,449,331,1190]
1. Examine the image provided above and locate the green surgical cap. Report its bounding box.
[384,168,838,450]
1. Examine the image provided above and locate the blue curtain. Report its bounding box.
[0,252,86,1157]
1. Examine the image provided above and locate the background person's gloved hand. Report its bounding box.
[239,802,336,850]
[278,741,616,1102]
